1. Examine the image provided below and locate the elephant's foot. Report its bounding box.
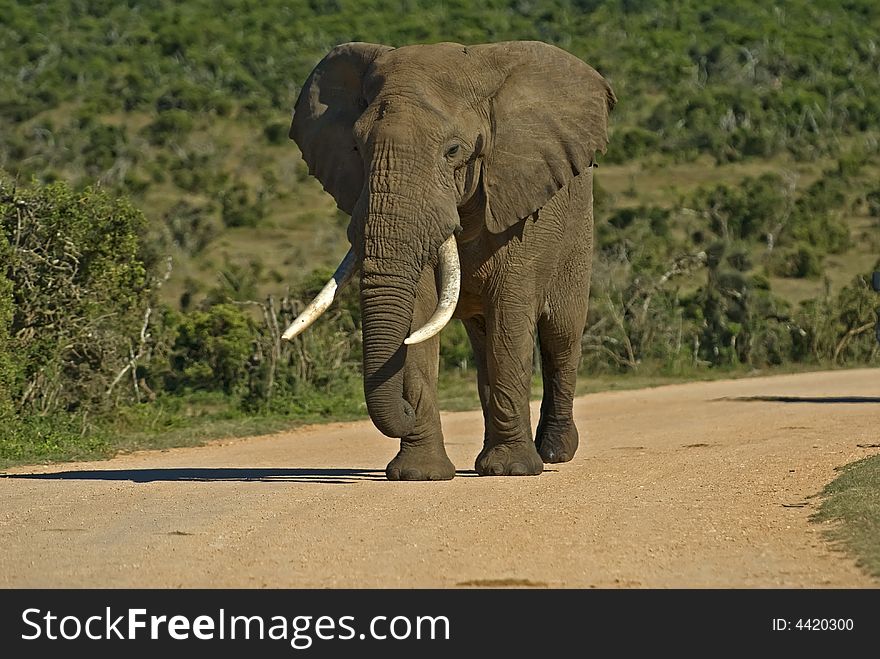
[475,440,544,476]
[535,419,579,463]
[386,443,455,481]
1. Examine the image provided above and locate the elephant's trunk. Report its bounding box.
[359,186,425,438]
[360,256,420,438]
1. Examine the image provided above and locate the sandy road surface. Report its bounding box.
[2,369,878,588]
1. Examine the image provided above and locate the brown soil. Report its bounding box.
[2,368,878,588]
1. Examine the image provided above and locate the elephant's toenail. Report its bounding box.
[510,463,527,476]
[489,463,504,476]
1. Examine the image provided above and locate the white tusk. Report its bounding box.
[404,235,460,346]
[281,249,357,341]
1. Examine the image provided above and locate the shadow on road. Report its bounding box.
[716,395,880,404]
[3,467,479,484]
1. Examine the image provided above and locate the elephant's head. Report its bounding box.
[282,41,615,438]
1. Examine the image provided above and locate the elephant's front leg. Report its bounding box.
[474,296,544,476]
[385,270,456,481]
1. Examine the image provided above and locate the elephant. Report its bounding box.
[283,41,615,480]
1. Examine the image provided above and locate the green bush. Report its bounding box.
[0,176,162,463]
[206,260,264,304]
[156,82,230,116]
[691,174,789,242]
[0,176,156,415]
[769,244,823,279]
[165,304,255,395]
[782,178,851,254]
[440,320,473,372]
[0,230,16,420]
[143,110,195,146]
[162,200,220,254]
[605,127,659,163]
[726,244,753,272]
[793,273,880,364]
[866,190,880,218]
[220,182,264,228]
[263,121,289,145]
[170,151,228,193]
[81,123,130,176]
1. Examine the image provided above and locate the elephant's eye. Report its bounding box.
[445,144,460,158]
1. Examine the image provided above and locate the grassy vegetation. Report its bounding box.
[813,455,880,578]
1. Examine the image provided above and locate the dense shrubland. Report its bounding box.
[5,1,880,218]
[2,1,879,462]
[585,156,880,374]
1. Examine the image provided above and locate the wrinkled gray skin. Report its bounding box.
[292,41,615,480]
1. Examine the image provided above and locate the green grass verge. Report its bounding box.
[0,413,115,466]
[0,389,368,469]
[812,454,880,579]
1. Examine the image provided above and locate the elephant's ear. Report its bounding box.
[291,42,393,215]
[477,42,616,233]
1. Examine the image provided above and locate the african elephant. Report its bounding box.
[283,41,615,480]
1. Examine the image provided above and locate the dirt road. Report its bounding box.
[2,368,878,588]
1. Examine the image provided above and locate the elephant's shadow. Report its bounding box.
[2,467,480,484]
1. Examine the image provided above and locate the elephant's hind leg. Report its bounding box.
[535,256,592,464]
[535,314,583,463]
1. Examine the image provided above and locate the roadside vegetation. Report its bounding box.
[2,0,879,468]
[813,456,880,578]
